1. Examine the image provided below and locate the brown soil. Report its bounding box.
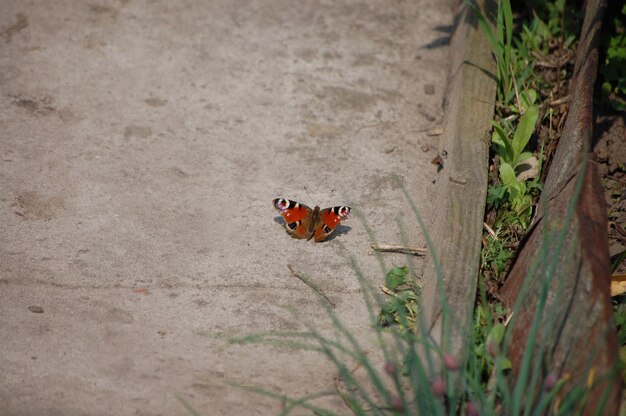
[595,114,626,274]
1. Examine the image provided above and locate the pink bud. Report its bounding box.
[544,371,558,391]
[384,361,397,376]
[390,395,403,411]
[466,400,480,416]
[431,376,446,397]
[443,353,460,371]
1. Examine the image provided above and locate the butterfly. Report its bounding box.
[273,198,351,242]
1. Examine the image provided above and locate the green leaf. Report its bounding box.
[491,122,508,145]
[385,266,408,290]
[516,151,534,165]
[503,0,513,46]
[520,89,537,110]
[499,163,517,186]
[489,323,506,344]
[492,122,515,163]
[610,96,626,112]
[511,105,538,164]
[508,181,523,199]
[473,6,498,56]
[497,356,513,371]
[487,185,507,207]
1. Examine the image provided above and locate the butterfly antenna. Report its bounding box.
[304,186,317,206]
[324,189,337,208]
[314,188,336,209]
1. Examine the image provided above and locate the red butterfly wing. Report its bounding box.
[273,198,314,239]
[313,206,351,242]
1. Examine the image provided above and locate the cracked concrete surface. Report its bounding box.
[0,1,451,414]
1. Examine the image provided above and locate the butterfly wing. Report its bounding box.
[273,198,314,239]
[313,206,351,242]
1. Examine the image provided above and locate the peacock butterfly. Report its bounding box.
[272,198,351,242]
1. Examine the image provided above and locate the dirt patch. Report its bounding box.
[143,97,168,107]
[13,191,65,220]
[595,114,626,273]
[1,13,28,42]
[11,94,56,116]
[123,125,153,140]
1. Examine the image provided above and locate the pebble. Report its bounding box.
[28,305,44,313]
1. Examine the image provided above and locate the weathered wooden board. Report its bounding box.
[500,0,621,413]
[419,0,496,360]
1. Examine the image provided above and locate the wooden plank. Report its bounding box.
[419,0,496,360]
[499,0,621,413]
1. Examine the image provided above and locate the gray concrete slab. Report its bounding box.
[1,1,451,414]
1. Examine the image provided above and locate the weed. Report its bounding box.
[475,0,580,298]
[598,4,626,111]
[377,266,420,335]
[472,0,515,107]
[187,160,615,414]
[198,180,615,415]
[474,0,547,232]
[614,302,626,385]
[480,232,514,294]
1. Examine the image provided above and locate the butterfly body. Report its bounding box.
[273,198,351,242]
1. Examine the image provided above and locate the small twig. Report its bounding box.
[483,222,497,240]
[332,355,370,414]
[548,95,570,106]
[287,264,335,308]
[380,285,399,297]
[334,377,368,413]
[349,356,366,374]
[370,243,426,256]
[354,121,390,134]
[532,53,572,69]
[504,311,514,327]
[607,174,626,186]
[415,126,444,136]
[426,127,444,136]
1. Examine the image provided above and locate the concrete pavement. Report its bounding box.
[0,1,451,414]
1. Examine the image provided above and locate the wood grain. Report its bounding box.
[419,0,496,360]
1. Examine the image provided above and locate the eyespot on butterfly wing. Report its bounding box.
[273,198,314,239]
[313,206,351,242]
